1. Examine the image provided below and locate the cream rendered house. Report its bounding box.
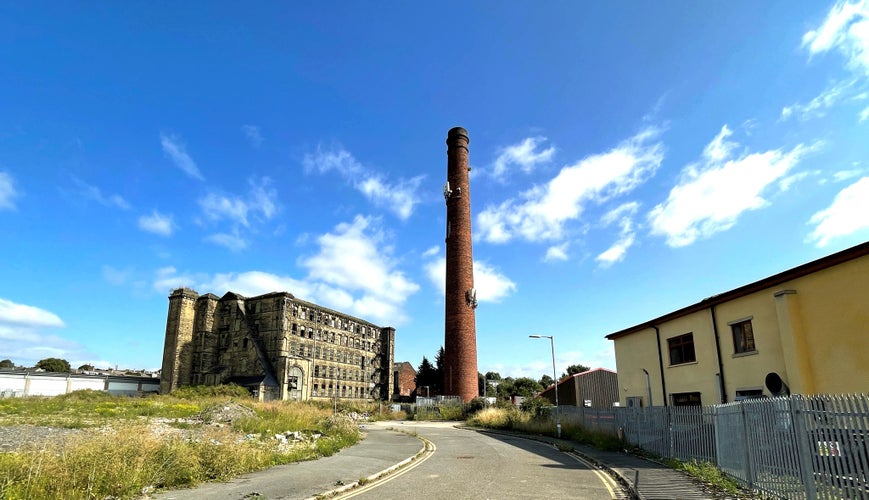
[607,241,869,407]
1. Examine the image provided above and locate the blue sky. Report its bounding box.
[1,2,868,379]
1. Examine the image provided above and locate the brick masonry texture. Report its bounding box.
[444,127,479,402]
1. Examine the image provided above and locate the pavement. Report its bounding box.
[154,422,427,500]
[523,435,728,499]
[155,421,728,500]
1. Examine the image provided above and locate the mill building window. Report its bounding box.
[735,389,765,401]
[731,319,756,354]
[668,333,696,365]
[671,392,702,406]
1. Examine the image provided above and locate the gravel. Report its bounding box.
[0,425,89,452]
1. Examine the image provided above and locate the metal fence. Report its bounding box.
[557,394,869,499]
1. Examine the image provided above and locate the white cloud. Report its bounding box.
[423,254,517,303]
[203,271,310,299]
[861,105,869,121]
[198,178,278,250]
[153,266,199,294]
[649,126,815,247]
[490,136,555,181]
[69,177,130,210]
[596,235,635,267]
[207,231,248,252]
[242,125,264,147]
[473,261,518,302]
[138,210,175,236]
[702,125,739,162]
[779,171,813,191]
[357,175,423,220]
[803,0,869,76]
[154,216,420,326]
[807,176,869,246]
[544,243,569,262]
[0,171,20,210]
[834,168,864,181]
[300,216,419,318]
[477,128,663,244]
[0,295,98,368]
[781,80,856,121]
[303,146,422,220]
[597,202,639,267]
[0,298,65,328]
[160,133,204,180]
[0,301,99,368]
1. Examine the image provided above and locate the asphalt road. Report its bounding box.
[340,421,625,500]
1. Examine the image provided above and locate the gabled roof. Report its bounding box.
[605,240,869,341]
[220,291,246,301]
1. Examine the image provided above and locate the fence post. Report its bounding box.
[668,406,674,459]
[790,396,817,500]
[739,402,755,488]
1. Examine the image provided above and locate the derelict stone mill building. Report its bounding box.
[160,288,395,402]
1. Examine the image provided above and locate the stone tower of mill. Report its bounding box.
[443,126,479,402]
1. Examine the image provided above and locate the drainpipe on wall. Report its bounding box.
[652,325,667,406]
[642,368,653,407]
[710,306,727,403]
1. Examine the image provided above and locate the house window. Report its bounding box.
[731,320,756,354]
[668,333,696,365]
[671,392,702,406]
[735,389,765,401]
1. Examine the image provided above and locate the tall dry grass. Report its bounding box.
[0,390,365,499]
[466,405,623,451]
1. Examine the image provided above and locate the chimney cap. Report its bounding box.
[447,127,469,145]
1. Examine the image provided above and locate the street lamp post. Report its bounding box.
[529,334,560,438]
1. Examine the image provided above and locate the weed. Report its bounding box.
[0,392,363,500]
[671,459,745,496]
[555,442,574,452]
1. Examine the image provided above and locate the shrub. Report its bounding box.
[519,396,552,417]
[170,384,251,400]
[464,397,487,416]
[467,406,528,429]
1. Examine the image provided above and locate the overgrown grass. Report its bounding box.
[0,389,203,428]
[467,406,530,429]
[0,388,364,499]
[664,458,746,496]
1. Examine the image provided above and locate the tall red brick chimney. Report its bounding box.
[443,126,479,402]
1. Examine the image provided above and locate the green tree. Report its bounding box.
[495,376,543,400]
[561,364,590,379]
[539,374,554,388]
[415,356,438,396]
[36,357,71,373]
[434,346,445,393]
[78,364,95,371]
[495,377,515,400]
[0,359,13,368]
[512,377,544,398]
[484,371,501,380]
